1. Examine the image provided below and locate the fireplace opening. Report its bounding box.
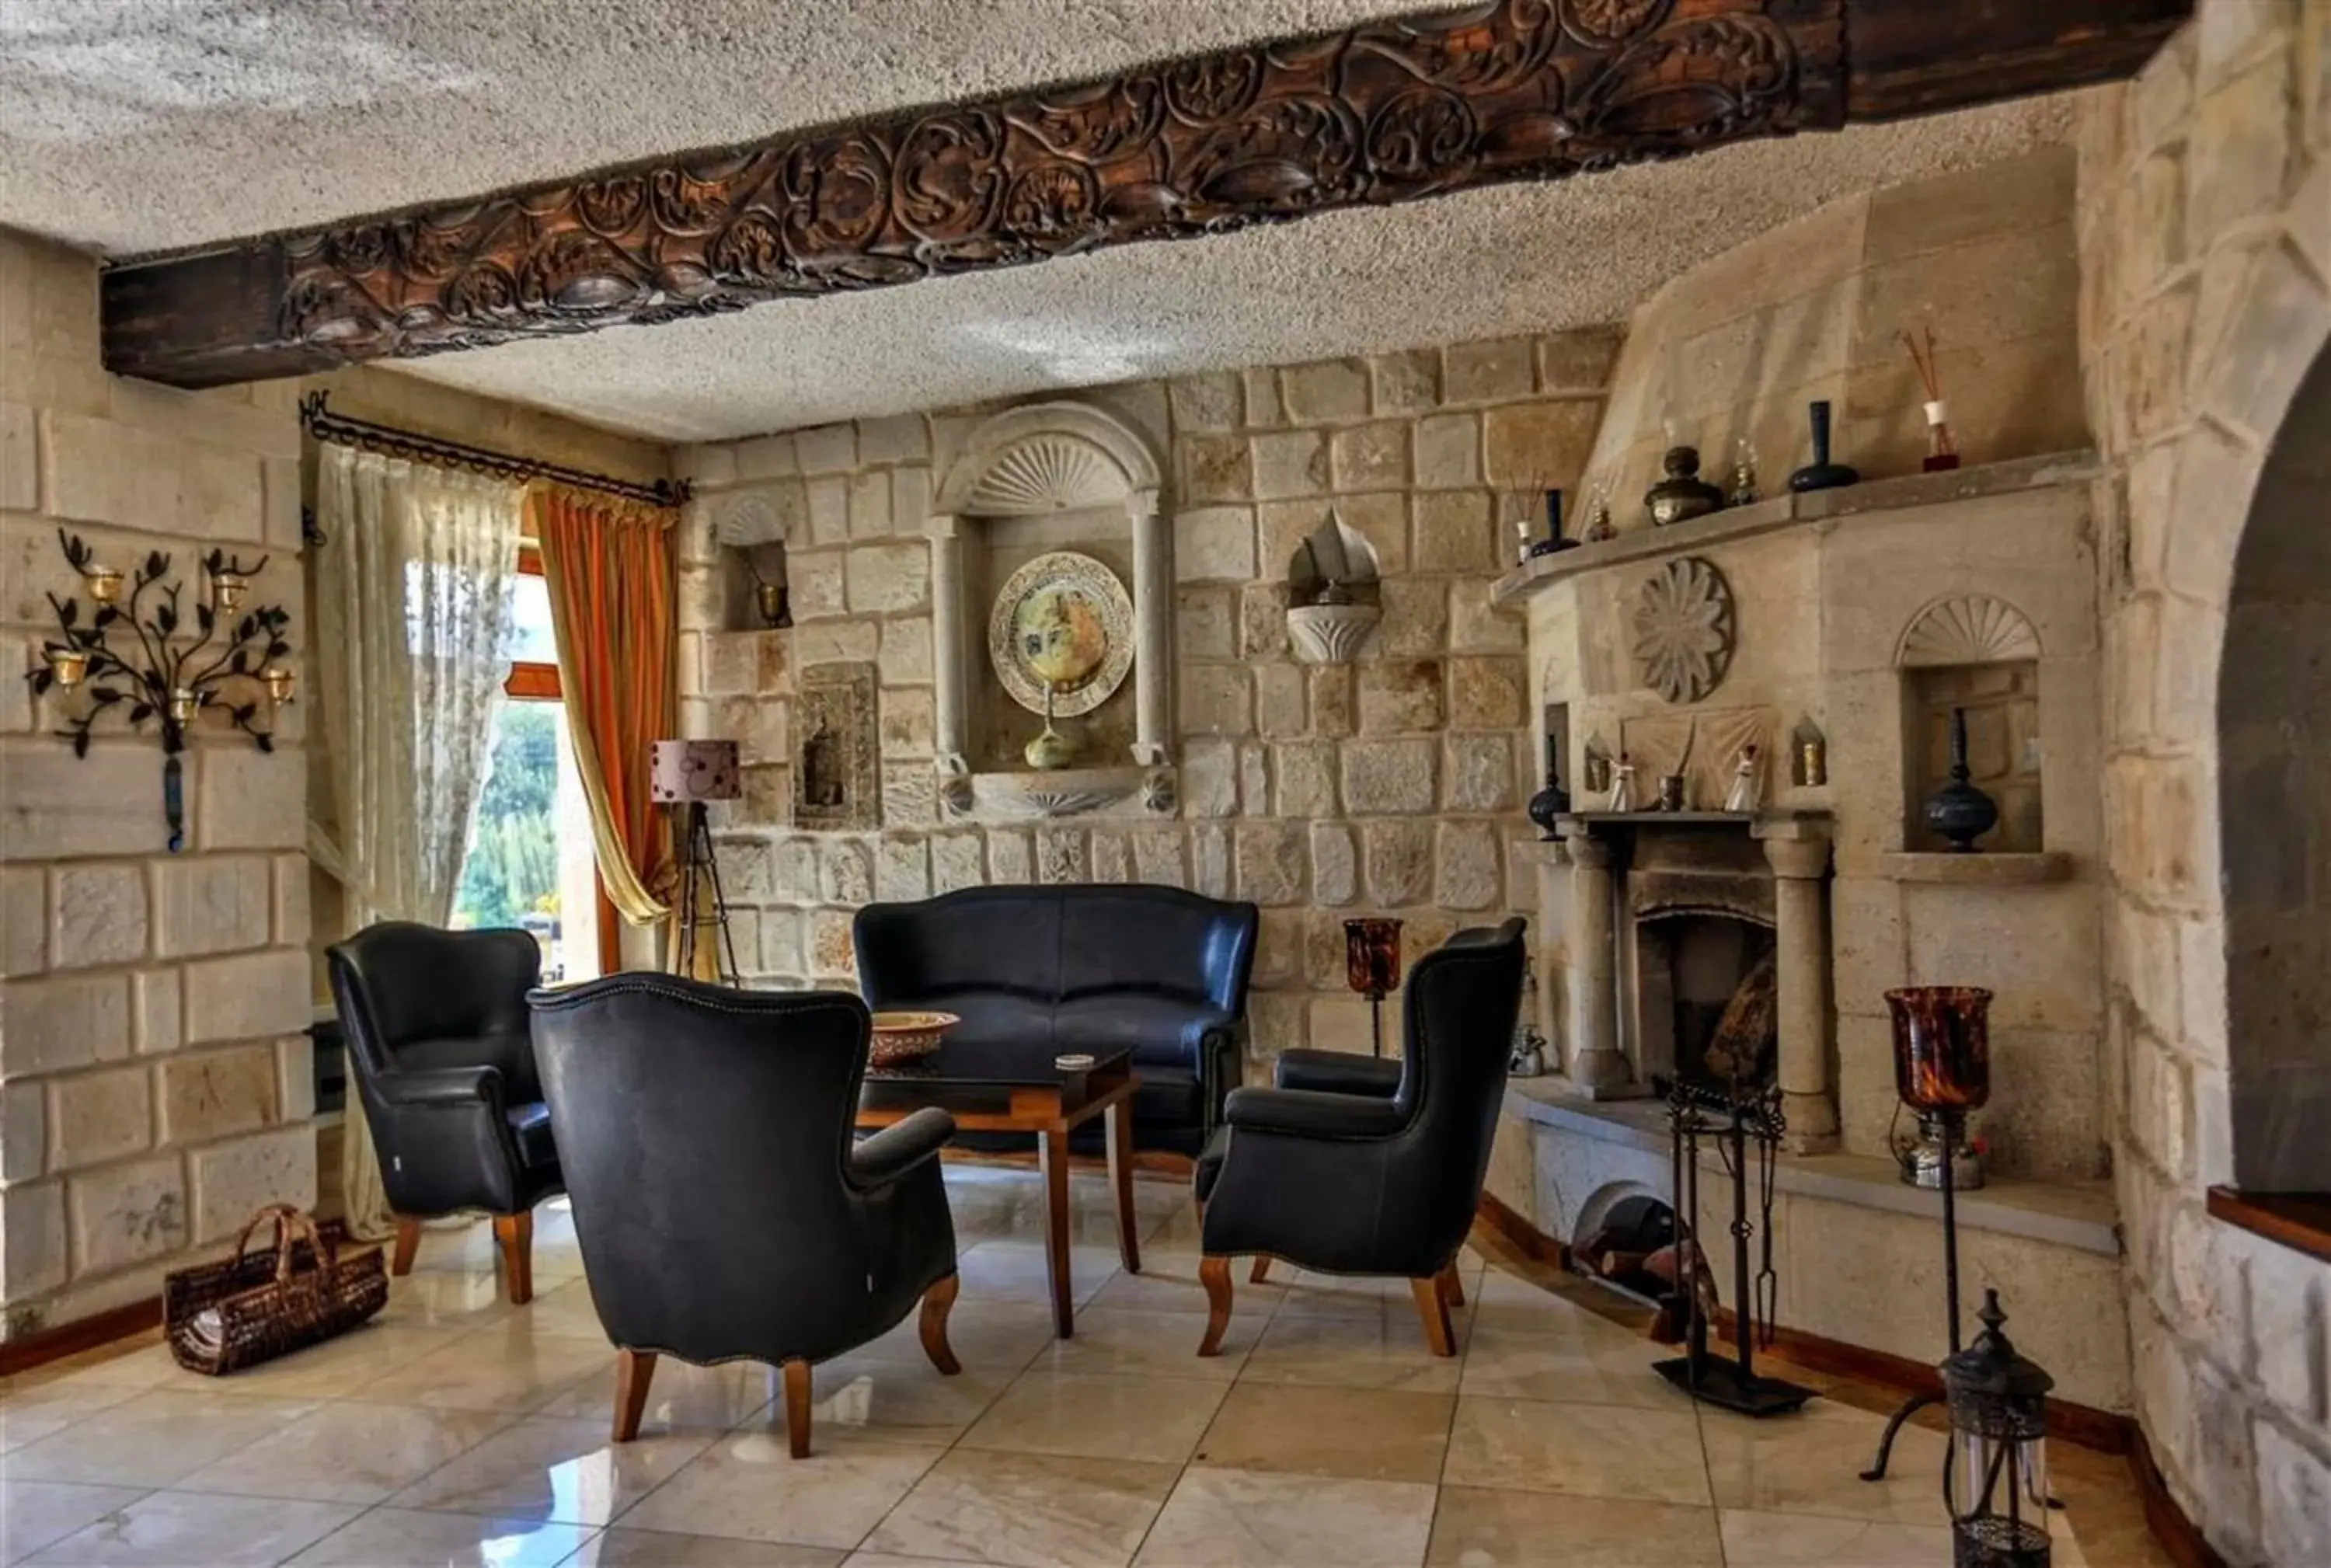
[1636,911,1778,1092]
[1573,1193,1678,1305]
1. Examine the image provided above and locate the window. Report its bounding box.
[450,555,609,983]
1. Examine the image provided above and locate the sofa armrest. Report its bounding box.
[851,1107,956,1189]
[1273,1049,1401,1098]
[1224,1085,1406,1141]
[375,1064,505,1110]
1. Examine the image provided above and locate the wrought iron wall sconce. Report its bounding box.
[25,530,294,852]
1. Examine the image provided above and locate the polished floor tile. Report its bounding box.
[1442,1397,1712,1505]
[3,1390,320,1488]
[386,1416,715,1525]
[284,1506,594,1567]
[24,1490,357,1567]
[1423,1486,1724,1567]
[615,1430,940,1549]
[860,1449,1178,1568]
[957,1371,1228,1465]
[1133,1466,1437,1568]
[1191,1384,1453,1484]
[176,1401,512,1504]
[0,1479,148,1566]
[0,1169,2165,1568]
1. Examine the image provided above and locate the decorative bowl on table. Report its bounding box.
[868,1010,959,1067]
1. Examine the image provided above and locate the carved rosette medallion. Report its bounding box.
[988,551,1135,719]
[1631,556,1736,705]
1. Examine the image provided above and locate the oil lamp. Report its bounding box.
[1942,1291,2054,1567]
[1343,917,1403,1058]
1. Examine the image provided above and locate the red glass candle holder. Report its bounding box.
[1884,986,1993,1112]
[1343,917,1403,999]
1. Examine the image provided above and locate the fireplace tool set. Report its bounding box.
[1651,1075,1816,1417]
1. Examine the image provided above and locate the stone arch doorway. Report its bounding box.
[2218,341,2331,1195]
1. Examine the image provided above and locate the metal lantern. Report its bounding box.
[1940,1290,2054,1567]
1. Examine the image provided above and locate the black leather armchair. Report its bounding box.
[855,884,1260,1153]
[1193,918,1527,1357]
[327,922,563,1303]
[528,974,961,1456]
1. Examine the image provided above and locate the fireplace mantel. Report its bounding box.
[1557,809,1834,838]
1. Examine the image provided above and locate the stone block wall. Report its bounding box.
[674,332,1619,1064]
[1580,145,2090,529]
[0,228,315,1338]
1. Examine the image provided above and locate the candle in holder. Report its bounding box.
[1343,916,1404,1058]
[1886,985,1993,1112]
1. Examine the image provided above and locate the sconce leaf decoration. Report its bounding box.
[26,529,295,849]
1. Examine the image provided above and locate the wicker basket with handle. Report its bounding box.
[163,1204,388,1375]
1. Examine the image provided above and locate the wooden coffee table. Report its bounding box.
[858,1040,1141,1337]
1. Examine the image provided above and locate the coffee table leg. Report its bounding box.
[1107,1096,1141,1275]
[1038,1124,1075,1337]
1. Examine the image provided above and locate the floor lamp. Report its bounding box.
[650,738,743,984]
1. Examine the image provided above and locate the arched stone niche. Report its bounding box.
[708,487,792,631]
[928,401,1171,818]
[2219,343,2331,1195]
[1284,511,1383,664]
[1895,593,2045,851]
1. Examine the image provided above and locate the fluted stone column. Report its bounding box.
[928,514,968,770]
[1756,821,1840,1152]
[1129,490,1169,765]
[1558,823,1632,1094]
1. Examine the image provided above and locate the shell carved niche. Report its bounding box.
[965,435,1131,514]
[1897,594,2040,667]
[1631,556,1736,705]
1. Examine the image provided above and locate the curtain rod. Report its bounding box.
[298,392,691,507]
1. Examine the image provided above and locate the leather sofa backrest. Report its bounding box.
[855,884,1259,1012]
[528,976,881,1362]
[328,922,542,1095]
[1392,917,1528,1246]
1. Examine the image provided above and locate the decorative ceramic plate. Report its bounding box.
[868,1010,960,1067]
[987,550,1135,718]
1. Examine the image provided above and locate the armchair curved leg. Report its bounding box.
[493,1211,534,1305]
[1249,1257,1271,1285]
[391,1216,421,1277]
[612,1350,657,1443]
[1197,1255,1234,1357]
[920,1274,963,1376]
[1410,1277,1458,1357]
[782,1359,814,1459]
[1437,1263,1466,1309]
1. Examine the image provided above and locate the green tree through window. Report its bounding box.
[453,702,559,932]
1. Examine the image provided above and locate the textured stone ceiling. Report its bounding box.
[0,0,2075,442]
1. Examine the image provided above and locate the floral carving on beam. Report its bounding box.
[100,0,1845,385]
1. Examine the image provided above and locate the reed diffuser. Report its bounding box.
[1902,324,1959,472]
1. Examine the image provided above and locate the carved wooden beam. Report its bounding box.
[100,0,2189,388]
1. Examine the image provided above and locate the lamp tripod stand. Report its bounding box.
[669,800,741,985]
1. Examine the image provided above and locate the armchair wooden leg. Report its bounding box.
[920,1274,963,1377]
[390,1216,421,1277]
[1198,1255,1234,1357]
[612,1350,657,1443]
[1437,1262,1466,1309]
[1409,1277,1458,1357]
[782,1359,814,1459]
[493,1211,534,1305]
[1249,1256,1271,1285]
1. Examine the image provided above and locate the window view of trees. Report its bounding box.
[453,702,560,936]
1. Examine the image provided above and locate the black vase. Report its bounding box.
[1924,708,1999,852]
[1526,735,1570,841]
[1788,399,1859,493]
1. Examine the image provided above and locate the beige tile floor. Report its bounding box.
[0,1166,2168,1568]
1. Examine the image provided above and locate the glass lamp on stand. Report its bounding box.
[1942,1291,2055,1567]
[1343,918,1403,1058]
[650,738,744,984]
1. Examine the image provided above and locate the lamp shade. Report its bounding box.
[649,739,741,803]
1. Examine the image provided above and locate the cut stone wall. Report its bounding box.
[1580,145,2089,532]
[0,226,315,1338]
[674,333,1618,1064]
[2075,2,2331,1561]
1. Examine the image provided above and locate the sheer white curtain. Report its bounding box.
[310,444,522,1239]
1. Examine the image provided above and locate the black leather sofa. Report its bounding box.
[853,884,1260,1154]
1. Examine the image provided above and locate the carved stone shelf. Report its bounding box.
[1287,602,1380,664]
[948,765,1168,824]
[1491,451,2102,607]
[1875,851,2075,885]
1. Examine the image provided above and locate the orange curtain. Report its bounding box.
[530,484,678,936]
